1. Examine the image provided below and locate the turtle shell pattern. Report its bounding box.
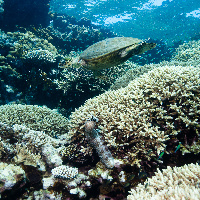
[79,37,154,71]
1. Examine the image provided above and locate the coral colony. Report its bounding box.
[0,1,200,199]
[0,42,200,198]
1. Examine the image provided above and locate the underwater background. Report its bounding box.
[0,0,200,199]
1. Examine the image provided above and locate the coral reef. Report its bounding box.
[0,21,118,114]
[0,104,69,137]
[0,2,200,198]
[0,122,65,169]
[0,162,26,193]
[171,39,200,66]
[0,31,60,68]
[127,163,200,200]
[0,30,64,107]
[66,65,200,170]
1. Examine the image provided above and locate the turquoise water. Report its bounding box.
[50,0,200,44]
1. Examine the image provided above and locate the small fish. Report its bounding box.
[126,174,135,182]
[138,172,147,179]
[158,152,164,160]
[175,142,181,153]
[123,182,130,188]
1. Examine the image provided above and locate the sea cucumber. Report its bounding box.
[85,117,114,169]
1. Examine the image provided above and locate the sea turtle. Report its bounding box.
[63,37,156,75]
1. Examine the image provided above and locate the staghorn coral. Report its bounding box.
[127,163,200,200]
[0,104,69,137]
[66,65,200,170]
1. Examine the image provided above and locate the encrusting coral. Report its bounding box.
[127,163,200,200]
[66,65,200,171]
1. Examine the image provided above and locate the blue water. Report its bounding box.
[50,0,200,45]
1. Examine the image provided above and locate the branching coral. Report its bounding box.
[0,104,69,137]
[55,59,137,94]
[66,65,200,171]
[0,122,65,169]
[171,39,200,66]
[127,163,200,200]
[0,31,60,66]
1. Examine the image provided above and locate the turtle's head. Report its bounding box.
[78,58,88,67]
